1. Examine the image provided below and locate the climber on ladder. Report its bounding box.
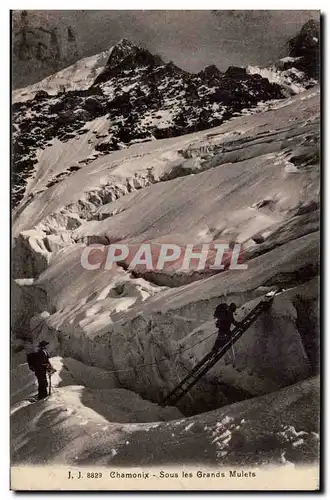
[163,290,280,407]
[212,302,240,365]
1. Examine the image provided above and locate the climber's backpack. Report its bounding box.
[26,352,38,371]
[214,303,233,331]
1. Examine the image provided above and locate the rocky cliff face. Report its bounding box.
[12,10,80,89]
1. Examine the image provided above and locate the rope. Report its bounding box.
[26,314,228,376]
[57,328,218,376]
[89,329,218,375]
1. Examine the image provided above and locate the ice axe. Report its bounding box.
[230,341,236,368]
[48,372,52,396]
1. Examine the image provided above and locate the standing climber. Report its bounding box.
[212,303,239,352]
[32,341,54,400]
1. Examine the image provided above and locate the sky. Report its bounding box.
[14,10,319,73]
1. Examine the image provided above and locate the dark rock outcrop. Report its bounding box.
[288,19,320,79]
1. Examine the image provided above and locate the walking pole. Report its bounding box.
[48,372,52,396]
[231,341,236,368]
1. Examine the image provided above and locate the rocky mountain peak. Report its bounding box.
[106,38,137,68]
[94,39,164,85]
[198,64,223,84]
[224,66,248,79]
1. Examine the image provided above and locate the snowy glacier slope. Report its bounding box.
[13,86,319,236]
[13,50,110,103]
[12,68,320,467]
[11,356,319,466]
